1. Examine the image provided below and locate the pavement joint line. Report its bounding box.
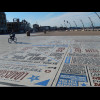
[50,46,70,86]
[86,66,92,86]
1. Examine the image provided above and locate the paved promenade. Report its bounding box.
[0,33,100,87]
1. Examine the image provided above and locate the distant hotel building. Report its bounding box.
[7,18,31,33]
[33,24,52,32]
[0,12,7,33]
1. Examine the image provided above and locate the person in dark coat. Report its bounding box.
[10,29,15,40]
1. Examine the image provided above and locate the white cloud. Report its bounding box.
[39,12,100,27]
[44,12,55,19]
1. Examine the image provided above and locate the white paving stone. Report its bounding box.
[0,34,100,86]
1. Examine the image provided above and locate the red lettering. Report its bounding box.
[93,77,100,80]
[4,71,15,78]
[75,48,81,53]
[93,77,97,80]
[20,73,29,80]
[56,48,65,52]
[85,49,99,53]
[10,71,23,80]
[14,72,25,80]
[85,49,93,52]
[45,70,51,73]
[94,83,100,86]
[22,47,33,51]
[0,70,29,81]
[9,71,18,79]
[0,70,8,78]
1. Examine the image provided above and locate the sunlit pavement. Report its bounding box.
[0,34,100,87]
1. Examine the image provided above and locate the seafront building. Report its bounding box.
[0,12,7,33]
[7,18,31,33]
[0,12,31,33]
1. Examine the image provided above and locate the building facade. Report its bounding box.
[33,24,40,32]
[0,12,7,33]
[7,19,31,33]
[39,26,50,31]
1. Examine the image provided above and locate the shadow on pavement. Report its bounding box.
[16,42,31,44]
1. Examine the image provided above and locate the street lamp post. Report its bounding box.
[64,23,67,29]
[66,21,72,31]
[68,22,71,28]
[64,20,67,30]
[73,21,77,31]
[69,22,72,31]
[61,24,63,30]
[95,12,100,20]
[80,19,85,31]
[88,17,94,31]
[94,12,100,30]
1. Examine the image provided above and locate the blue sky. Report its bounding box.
[5,12,100,27]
